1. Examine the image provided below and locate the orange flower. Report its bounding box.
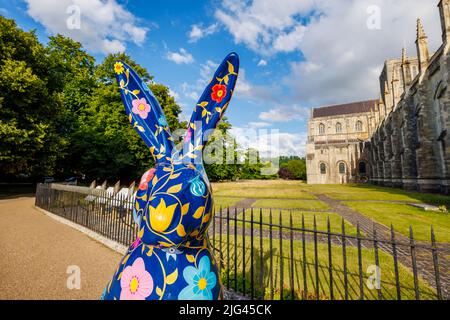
[114,62,124,75]
[211,84,227,103]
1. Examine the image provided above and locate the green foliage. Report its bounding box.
[278,158,306,180]
[0,17,185,182]
[0,16,278,183]
[0,17,65,177]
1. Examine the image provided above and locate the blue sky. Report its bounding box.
[0,0,442,156]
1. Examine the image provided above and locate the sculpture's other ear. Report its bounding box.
[114,60,175,162]
[181,52,239,161]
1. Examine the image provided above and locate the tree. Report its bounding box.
[69,53,184,182]
[0,17,65,179]
[278,158,306,180]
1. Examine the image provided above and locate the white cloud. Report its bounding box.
[259,105,309,122]
[166,48,194,64]
[247,121,272,128]
[188,23,219,42]
[215,0,442,106]
[230,126,307,157]
[214,0,314,55]
[285,0,442,105]
[24,0,148,54]
[257,59,267,67]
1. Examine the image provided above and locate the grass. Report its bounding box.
[214,196,244,209]
[214,188,316,199]
[227,209,359,235]
[344,202,450,243]
[302,184,450,206]
[252,199,330,211]
[209,234,436,300]
[212,180,316,199]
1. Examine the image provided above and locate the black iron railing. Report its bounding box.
[35,183,448,300]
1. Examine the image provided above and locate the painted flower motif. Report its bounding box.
[142,81,150,92]
[158,115,168,127]
[189,176,206,197]
[178,256,217,300]
[132,97,151,119]
[184,128,192,143]
[139,168,156,190]
[149,198,177,232]
[162,246,183,261]
[211,84,227,103]
[130,236,142,250]
[120,258,153,300]
[114,62,124,75]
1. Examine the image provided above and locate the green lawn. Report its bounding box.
[229,209,359,235]
[252,199,330,211]
[303,184,450,206]
[344,202,450,243]
[214,187,316,199]
[209,235,436,300]
[214,196,245,209]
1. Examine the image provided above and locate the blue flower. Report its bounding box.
[189,176,206,197]
[158,115,168,127]
[178,256,217,300]
[142,81,151,92]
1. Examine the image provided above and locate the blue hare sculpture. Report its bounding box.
[101,53,239,300]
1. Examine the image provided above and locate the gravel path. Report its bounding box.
[0,197,121,300]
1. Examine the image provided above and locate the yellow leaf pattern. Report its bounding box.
[166,269,178,285]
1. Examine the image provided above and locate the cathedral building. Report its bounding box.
[306,0,450,194]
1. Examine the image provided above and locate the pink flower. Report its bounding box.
[184,128,192,143]
[131,237,142,250]
[139,168,156,190]
[120,258,153,300]
[132,98,151,119]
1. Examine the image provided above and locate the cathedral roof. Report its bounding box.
[312,99,378,118]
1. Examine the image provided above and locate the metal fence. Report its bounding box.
[35,183,448,300]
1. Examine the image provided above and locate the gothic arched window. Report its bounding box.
[336,122,342,133]
[318,123,325,135]
[338,162,346,174]
[359,161,367,175]
[320,163,327,174]
[356,121,363,132]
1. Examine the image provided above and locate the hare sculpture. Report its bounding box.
[101,53,239,300]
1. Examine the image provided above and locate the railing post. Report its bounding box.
[279,210,283,300]
[390,224,401,300]
[341,218,348,300]
[289,212,294,300]
[250,208,254,299]
[430,226,443,300]
[301,214,308,299]
[259,208,264,300]
[357,222,364,300]
[327,216,334,300]
[372,225,383,300]
[313,215,319,300]
[409,226,420,300]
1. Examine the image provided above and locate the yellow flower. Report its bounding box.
[114,62,124,75]
[149,198,177,232]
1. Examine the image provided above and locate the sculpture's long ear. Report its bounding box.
[114,60,175,162]
[181,52,239,162]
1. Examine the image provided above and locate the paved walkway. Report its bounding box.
[0,197,122,300]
